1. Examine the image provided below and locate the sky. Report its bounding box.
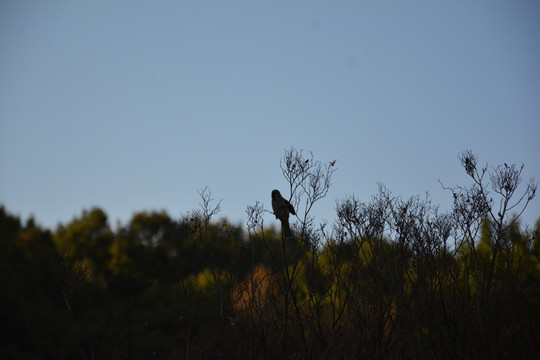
[1,1,539,231]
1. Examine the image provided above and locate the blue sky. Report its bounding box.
[1,1,539,230]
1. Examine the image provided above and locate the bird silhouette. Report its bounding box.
[271,189,296,237]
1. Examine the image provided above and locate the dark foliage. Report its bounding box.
[1,150,539,359]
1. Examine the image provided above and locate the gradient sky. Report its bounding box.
[1,1,539,230]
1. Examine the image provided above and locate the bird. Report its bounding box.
[271,189,296,237]
[330,160,337,167]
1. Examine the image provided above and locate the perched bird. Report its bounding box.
[330,160,337,167]
[271,189,296,237]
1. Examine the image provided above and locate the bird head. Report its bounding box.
[271,190,282,200]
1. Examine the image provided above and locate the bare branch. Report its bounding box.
[197,186,223,224]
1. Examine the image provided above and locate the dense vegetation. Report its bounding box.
[1,149,539,359]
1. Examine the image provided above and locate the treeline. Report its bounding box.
[1,149,540,359]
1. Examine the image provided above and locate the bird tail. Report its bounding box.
[282,219,293,238]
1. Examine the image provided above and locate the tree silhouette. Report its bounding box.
[0,149,539,359]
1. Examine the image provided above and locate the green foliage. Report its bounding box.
[54,207,113,286]
[1,150,539,358]
[1,204,539,359]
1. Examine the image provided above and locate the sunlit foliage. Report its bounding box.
[1,150,539,359]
